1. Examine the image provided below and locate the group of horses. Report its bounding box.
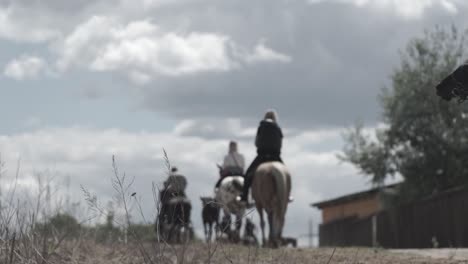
[156,161,292,248]
[154,63,466,247]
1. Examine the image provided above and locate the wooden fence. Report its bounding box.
[319,187,468,248]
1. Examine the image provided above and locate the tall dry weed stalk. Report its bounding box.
[0,149,303,264]
[0,155,92,264]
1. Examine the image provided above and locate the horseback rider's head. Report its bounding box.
[229,141,238,153]
[264,109,278,123]
[171,166,178,173]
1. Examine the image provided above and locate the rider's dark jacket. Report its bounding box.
[255,119,283,156]
[240,118,284,200]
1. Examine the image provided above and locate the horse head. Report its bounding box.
[216,163,223,175]
[200,196,215,206]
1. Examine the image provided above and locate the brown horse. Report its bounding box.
[251,161,291,248]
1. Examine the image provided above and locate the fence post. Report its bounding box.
[372,215,377,247]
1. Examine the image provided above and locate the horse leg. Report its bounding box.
[208,222,213,242]
[258,208,266,247]
[279,214,286,245]
[215,218,220,239]
[175,225,179,243]
[267,212,276,248]
[223,214,232,241]
[168,224,175,243]
[235,214,242,243]
[179,225,184,243]
[214,221,219,239]
[204,222,208,242]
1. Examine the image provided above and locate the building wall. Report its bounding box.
[319,187,468,248]
[321,195,381,224]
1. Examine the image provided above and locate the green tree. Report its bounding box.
[340,25,468,200]
[36,213,81,239]
[94,209,121,243]
[127,223,156,242]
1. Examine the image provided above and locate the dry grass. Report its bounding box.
[1,153,465,264]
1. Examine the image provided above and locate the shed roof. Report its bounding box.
[311,183,401,209]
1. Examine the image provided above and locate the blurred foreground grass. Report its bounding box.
[2,240,463,264]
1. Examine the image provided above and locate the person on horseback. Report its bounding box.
[158,166,190,237]
[238,109,293,204]
[161,166,187,201]
[214,141,245,190]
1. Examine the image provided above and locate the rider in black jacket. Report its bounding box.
[238,110,284,203]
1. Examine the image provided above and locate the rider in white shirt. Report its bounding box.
[215,141,245,189]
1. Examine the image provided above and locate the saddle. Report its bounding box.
[221,166,244,177]
[160,187,187,208]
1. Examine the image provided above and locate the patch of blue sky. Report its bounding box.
[0,72,176,134]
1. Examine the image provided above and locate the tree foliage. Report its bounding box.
[36,213,82,239]
[341,25,468,199]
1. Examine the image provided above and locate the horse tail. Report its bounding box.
[271,164,288,241]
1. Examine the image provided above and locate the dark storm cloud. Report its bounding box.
[133,0,468,129]
[3,0,466,129]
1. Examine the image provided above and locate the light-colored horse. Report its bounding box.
[251,161,291,248]
[214,166,246,242]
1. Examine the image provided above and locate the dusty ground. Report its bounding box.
[26,241,467,264]
[391,249,468,261]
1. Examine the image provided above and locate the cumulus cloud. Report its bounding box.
[59,17,234,75]
[173,118,256,139]
[0,7,60,42]
[244,41,292,64]
[173,118,301,141]
[54,16,291,83]
[3,55,49,80]
[0,125,377,244]
[3,0,467,128]
[307,0,460,18]
[119,0,468,129]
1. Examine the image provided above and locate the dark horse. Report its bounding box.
[242,218,259,246]
[200,196,220,242]
[157,192,193,243]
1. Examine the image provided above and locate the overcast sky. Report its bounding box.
[1,0,467,246]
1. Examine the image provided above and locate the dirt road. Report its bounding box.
[42,242,468,264]
[391,248,468,261]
